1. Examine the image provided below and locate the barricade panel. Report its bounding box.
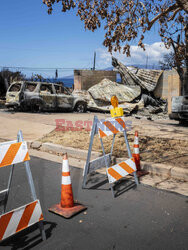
[87,154,111,174]
[0,189,8,205]
[97,117,126,138]
[107,158,136,183]
[0,141,30,168]
[0,200,43,241]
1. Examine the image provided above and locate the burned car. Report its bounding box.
[6,81,87,112]
[170,96,188,122]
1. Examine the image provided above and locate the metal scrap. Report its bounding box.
[73,57,166,119]
[88,78,141,104]
[73,80,143,114]
[112,57,163,92]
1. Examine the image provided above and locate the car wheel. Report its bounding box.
[75,102,86,113]
[20,103,28,112]
[31,103,43,113]
[179,120,188,126]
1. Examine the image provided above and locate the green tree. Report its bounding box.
[42,0,188,95]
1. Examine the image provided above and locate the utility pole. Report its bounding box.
[93,52,96,70]
[183,15,188,95]
[146,55,148,69]
[55,69,58,79]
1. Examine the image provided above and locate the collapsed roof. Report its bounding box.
[88,78,141,104]
[73,57,165,117]
[112,57,163,92]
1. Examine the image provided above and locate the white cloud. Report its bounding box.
[96,42,172,68]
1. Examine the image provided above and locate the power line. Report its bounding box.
[0,66,90,71]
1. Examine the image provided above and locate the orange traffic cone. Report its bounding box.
[49,153,87,218]
[132,131,141,171]
[132,131,149,177]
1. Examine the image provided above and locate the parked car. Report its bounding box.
[5,81,87,112]
[169,96,188,123]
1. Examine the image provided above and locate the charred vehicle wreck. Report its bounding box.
[6,81,87,112]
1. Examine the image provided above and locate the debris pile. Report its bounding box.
[112,57,163,91]
[74,57,167,120]
[74,79,144,114]
[88,78,141,103]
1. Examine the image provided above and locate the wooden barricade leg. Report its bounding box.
[17,130,46,241]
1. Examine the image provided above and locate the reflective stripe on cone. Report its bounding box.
[61,154,74,208]
[133,131,141,171]
[48,153,87,218]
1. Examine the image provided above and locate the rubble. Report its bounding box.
[73,79,143,114]
[112,57,168,119]
[88,78,141,104]
[74,57,167,119]
[112,57,163,92]
[86,78,143,114]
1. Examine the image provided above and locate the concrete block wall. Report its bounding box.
[168,74,181,114]
[74,70,117,90]
[154,69,176,99]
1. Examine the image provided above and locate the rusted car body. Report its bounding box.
[170,96,188,122]
[6,81,87,112]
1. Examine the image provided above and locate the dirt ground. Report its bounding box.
[0,108,187,168]
[40,129,188,168]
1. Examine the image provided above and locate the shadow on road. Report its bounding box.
[0,221,57,250]
[114,179,137,198]
[85,171,137,197]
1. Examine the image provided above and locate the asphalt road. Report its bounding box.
[0,157,187,250]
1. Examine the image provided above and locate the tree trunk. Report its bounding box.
[4,78,9,92]
[183,20,188,95]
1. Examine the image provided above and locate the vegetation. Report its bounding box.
[159,51,185,71]
[43,0,188,95]
[0,69,24,96]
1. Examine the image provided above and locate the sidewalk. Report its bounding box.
[0,113,54,141]
[0,109,188,141]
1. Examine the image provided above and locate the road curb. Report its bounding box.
[171,167,188,182]
[117,157,188,182]
[31,141,102,160]
[30,141,188,182]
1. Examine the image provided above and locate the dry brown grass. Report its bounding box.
[40,129,188,167]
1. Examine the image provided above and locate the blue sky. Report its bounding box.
[0,0,170,77]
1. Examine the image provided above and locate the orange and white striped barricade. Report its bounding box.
[82,116,139,198]
[0,130,46,242]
